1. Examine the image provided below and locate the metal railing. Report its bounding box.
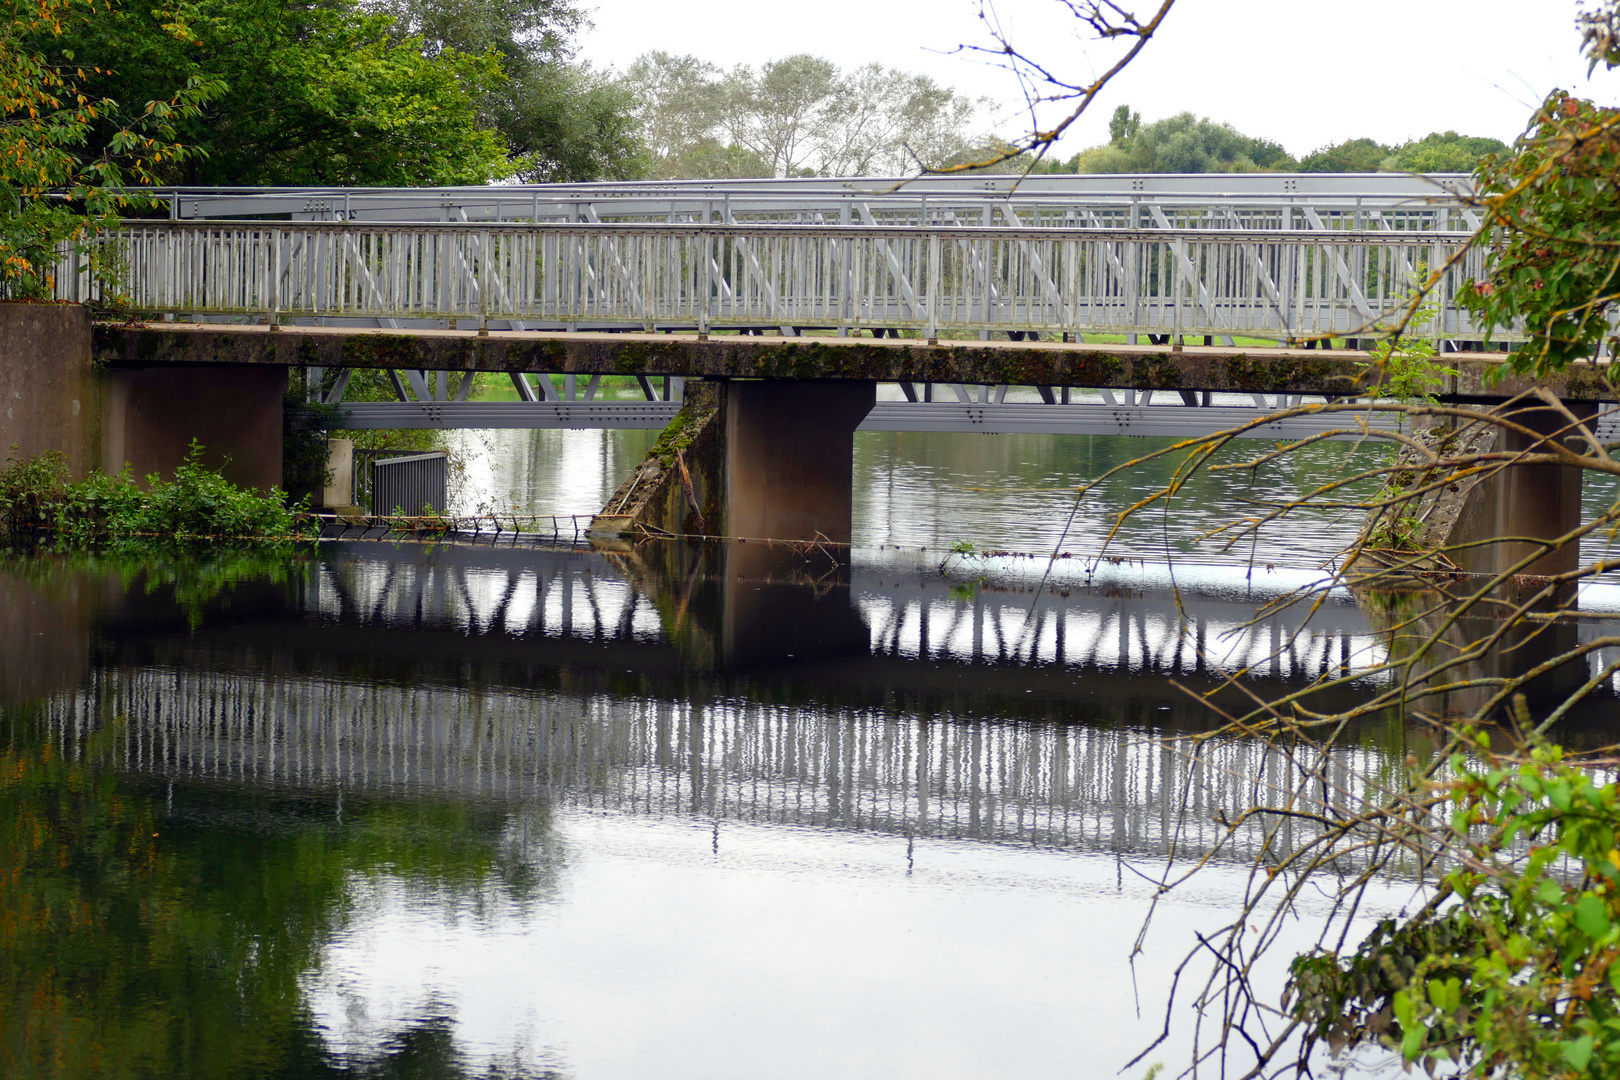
[63,218,1504,341]
[366,450,447,514]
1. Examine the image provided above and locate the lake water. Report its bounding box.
[6,423,1620,1079]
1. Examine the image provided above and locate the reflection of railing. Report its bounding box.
[41,664,1409,872]
[33,541,1619,868]
[59,219,1504,341]
[366,451,447,514]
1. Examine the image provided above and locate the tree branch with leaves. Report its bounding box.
[1,0,220,299]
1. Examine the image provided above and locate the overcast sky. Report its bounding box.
[577,0,1620,157]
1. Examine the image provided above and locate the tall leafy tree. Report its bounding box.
[1385,130,1509,173]
[1071,110,1296,173]
[1298,137,1390,173]
[370,0,645,181]
[53,0,512,186]
[621,51,992,179]
[624,51,731,177]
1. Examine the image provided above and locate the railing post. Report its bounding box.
[267,228,281,331]
[927,232,940,344]
[478,228,490,336]
[698,230,711,340]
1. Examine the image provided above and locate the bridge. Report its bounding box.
[11,175,1617,564]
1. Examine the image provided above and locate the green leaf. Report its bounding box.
[1574,894,1612,939]
[1402,1022,1426,1061]
[1564,1034,1596,1070]
[1393,989,1415,1030]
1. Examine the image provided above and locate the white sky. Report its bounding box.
[577,0,1620,158]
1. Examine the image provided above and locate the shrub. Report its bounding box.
[0,441,301,543]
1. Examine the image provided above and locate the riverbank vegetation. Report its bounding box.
[0,442,302,543]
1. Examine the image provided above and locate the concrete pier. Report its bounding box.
[722,381,875,545]
[1445,403,1598,579]
[596,379,875,545]
[102,364,286,492]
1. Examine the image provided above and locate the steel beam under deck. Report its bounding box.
[333,398,1422,441]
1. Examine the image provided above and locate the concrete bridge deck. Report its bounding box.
[91,322,1619,402]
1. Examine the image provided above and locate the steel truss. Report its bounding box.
[62,218,1502,342]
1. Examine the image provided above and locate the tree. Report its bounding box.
[815,63,986,175]
[1460,92,1620,375]
[620,51,992,178]
[2,0,218,299]
[1298,137,1390,172]
[720,54,841,177]
[368,0,646,181]
[53,0,513,186]
[495,62,645,182]
[1107,103,1141,145]
[1071,111,1298,173]
[624,51,730,178]
[1386,129,1510,173]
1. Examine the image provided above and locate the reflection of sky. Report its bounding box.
[305,809,1413,1079]
[443,410,1620,573]
[447,427,660,519]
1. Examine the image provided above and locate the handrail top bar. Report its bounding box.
[158,192,1465,204]
[116,171,1474,197]
[161,195,1469,217]
[111,219,1480,244]
[373,451,449,466]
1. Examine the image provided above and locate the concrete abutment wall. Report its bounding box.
[0,304,285,492]
[0,304,100,476]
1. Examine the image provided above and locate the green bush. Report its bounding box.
[0,441,301,543]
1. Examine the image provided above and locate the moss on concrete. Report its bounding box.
[594,381,724,537]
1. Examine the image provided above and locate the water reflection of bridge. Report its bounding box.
[22,541,1619,869]
[301,541,1385,678]
[49,664,1402,870]
[20,543,1408,869]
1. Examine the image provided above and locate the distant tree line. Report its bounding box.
[1029,104,1509,174]
[618,51,1002,179]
